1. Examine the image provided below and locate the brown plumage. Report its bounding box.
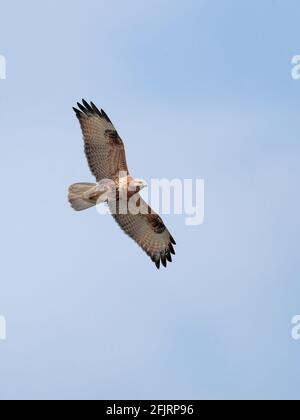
[69,100,176,269]
[73,100,128,181]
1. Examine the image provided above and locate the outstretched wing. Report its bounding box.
[109,197,176,269]
[73,100,129,181]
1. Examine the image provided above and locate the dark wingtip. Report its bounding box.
[170,236,176,245]
[90,101,102,117]
[161,256,167,268]
[82,99,93,113]
[169,243,176,255]
[166,252,172,263]
[155,260,161,270]
[73,107,83,119]
[77,102,87,114]
[74,100,111,122]
[101,109,112,123]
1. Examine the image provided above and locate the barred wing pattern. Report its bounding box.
[73,100,128,181]
[109,197,176,269]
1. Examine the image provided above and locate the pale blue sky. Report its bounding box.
[0,0,300,400]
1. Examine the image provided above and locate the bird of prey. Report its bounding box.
[68,100,176,269]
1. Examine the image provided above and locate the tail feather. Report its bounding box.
[68,183,97,211]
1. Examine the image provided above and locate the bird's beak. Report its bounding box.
[134,179,148,190]
[141,181,148,189]
[130,179,147,190]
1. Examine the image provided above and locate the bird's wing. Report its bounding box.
[73,100,129,181]
[109,197,176,269]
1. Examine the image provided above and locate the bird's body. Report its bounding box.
[68,100,176,269]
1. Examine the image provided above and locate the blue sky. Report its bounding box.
[0,0,300,400]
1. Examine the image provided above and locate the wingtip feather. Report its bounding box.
[170,236,176,245]
[161,256,167,268]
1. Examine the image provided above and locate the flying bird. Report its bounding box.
[68,100,176,269]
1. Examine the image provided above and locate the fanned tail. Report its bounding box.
[68,183,97,211]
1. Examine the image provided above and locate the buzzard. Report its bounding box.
[68,100,176,269]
